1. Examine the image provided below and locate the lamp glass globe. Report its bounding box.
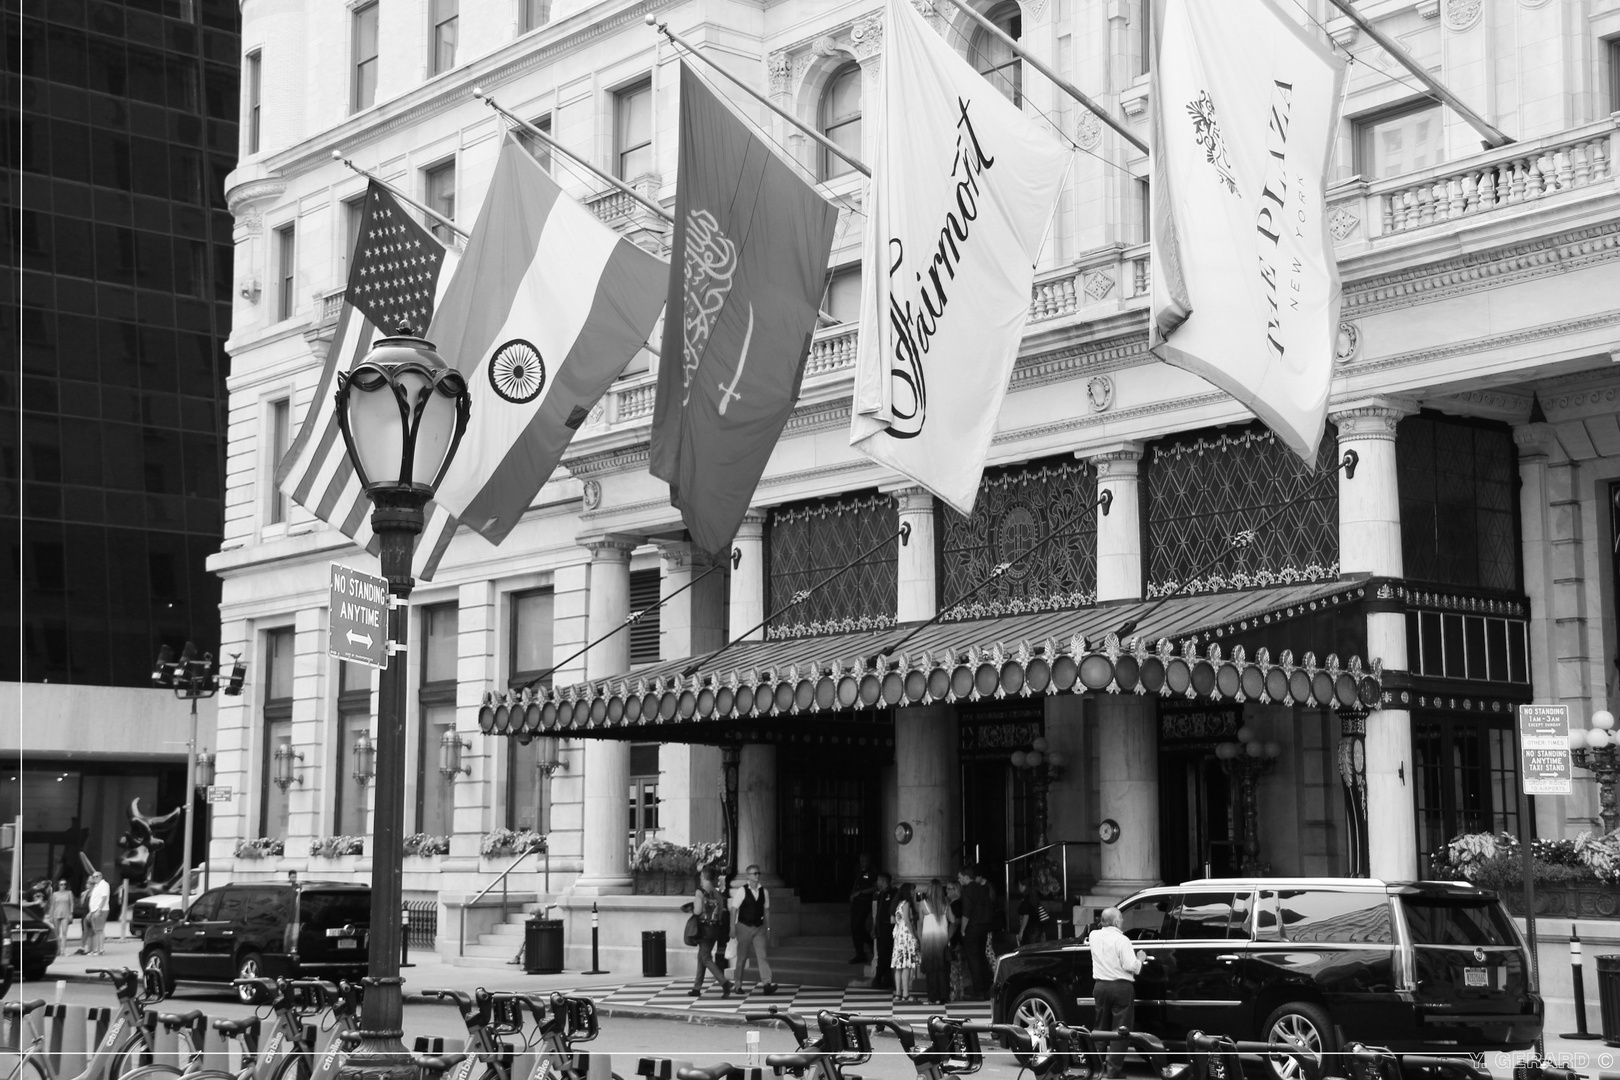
[1031,736,1050,753]
[1026,751,1044,768]
[1593,710,1615,731]
[1010,750,1028,768]
[1245,740,1264,758]
[1236,726,1255,744]
[1588,728,1612,749]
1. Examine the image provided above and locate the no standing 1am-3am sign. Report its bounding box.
[329,562,390,670]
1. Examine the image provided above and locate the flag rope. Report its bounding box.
[681,522,914,678]
[1109,448,1361,644]
[868,489,1114,664]
[331,154,469,240]
[520,559,732,693]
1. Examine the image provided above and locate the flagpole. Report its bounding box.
[331,152,470,240]
[646,17,874,179]
[682,522,911,677]
[1319,0,1512,148]
[472,89,676,225]
[934,0,1148,156]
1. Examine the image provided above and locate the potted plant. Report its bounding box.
[1433,829,1620,918]
[480,828,547,859]
[402,833,450,858]
[309,835,365,858]
[630,840,727,895]
[234,837,285,860]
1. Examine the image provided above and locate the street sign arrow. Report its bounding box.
[346,630,373,648]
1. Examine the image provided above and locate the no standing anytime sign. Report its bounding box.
[329,562,390,670]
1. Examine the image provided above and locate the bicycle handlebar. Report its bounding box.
[744,1007,813,1046]
[961,1022,1034,1053]
[827,1013,915,1052]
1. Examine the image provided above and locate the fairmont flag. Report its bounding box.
[1149,0,1346,462]
[849,0,1069,516]
[428,137,667,545]
[650,63,840,555]
[275,182,462,578]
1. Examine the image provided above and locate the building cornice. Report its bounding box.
[1340,310,1620,377]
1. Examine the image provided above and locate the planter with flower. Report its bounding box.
[480,829,547,861]
[402,833,450,859]
[1432,830,1620,919]
[234,837,285,861]
[630,839,727,895]
[308,836,364,868]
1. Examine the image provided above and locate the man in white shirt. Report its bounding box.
[1087,907,1145,1079]
[87,872,112,955]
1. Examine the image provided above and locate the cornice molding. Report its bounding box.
[1342,310,1620,376]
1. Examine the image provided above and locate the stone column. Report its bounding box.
[737,743,781,886]
[895,705,959,883]
[574,533,639,894]
[1093,695,1159,895]
[1089,443,1145,603]
[730,510,767,641]
[890,486,937,623]
[1334,400,1417,881]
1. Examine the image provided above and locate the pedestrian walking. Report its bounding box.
[687,867,734,998]
[87,872,111,955]
[917,878,952,1005]
[1088,906,1145,1079]
[956,865,993,999]
[890,882,920,1002]
[47,880,73,946]
[730,864,777,995]
[847,853,879,964]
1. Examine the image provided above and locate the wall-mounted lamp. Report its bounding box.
[352,731,376,784]
[195,750,216,790]
[537,735,564,776]
[272,743,304,791]
[439,730,471,779]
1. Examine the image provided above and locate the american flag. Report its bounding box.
[275,182,463,579]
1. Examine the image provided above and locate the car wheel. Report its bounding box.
[1009,987,1070,1078]
[235,952,265,1003]
[143,949,175,995]
[1262,1001,1338,1080]
[23,966,48,981]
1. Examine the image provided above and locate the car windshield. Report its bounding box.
[1403,898,1517,947]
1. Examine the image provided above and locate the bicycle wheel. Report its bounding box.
[117,1066,185,1080]
[267,1045,314,1080]
[16,1054,53,1080]
[110,1034,157,1080]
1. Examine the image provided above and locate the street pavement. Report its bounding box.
[13,932,1619,1079]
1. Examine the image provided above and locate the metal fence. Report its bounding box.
[404,900,437,948]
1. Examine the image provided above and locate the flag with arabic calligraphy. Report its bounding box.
[649,62,839,556]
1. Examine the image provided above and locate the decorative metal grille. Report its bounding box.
[1398,415,1519,591]
[937,457,1097,619]
[1145,422,1340,597]
[765,491,898,639]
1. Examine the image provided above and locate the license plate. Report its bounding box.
[336,939,358,949]
[1464,967,1487,987]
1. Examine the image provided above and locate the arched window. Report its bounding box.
[819,63,862,181]
[972,2,1023,106]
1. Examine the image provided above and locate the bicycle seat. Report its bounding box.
[1,999,46,1019]
[416,1052,471,1074]
[157,1011,207,1031]
[212,1017,262,1039]
[766,1052,827,1074]
[678,1061,739,1080]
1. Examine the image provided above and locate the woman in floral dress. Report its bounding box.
[890,882,920,1002]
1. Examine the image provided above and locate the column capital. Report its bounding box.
[1512,422,1564,462]
[1330,397,1419,441]
[578,532,640,560]
[881,484,936,514]
[652,537,718,570]
[1083,441,1146,478]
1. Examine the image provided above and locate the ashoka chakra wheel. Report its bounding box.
[489,339,546,403]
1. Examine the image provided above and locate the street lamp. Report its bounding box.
[1568,709,1618,834]
[334,328,470,1080]
[152,644,246,922]
[1215,725,1282,874]
[1010,737,1066,849]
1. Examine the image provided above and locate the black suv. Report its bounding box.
[140,880,370,1001]
[993,878,1541,1071]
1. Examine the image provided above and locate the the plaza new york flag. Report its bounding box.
[428,137,667,544]
[650,63,840,555]
[1150,0,1346,462]
[849,0,1069,516]
[275,182,462,578]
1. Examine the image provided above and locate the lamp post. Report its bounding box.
[333,328,470,1080]
[1010,737,1067,850]
[152,643,245,922]
[1215,726,1282,875]
[1568,710,1618,834]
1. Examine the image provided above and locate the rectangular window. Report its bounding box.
[825,265,861,325]
[246,51,262,154]
[628,743,661,855]
[522,0,550,33]
[1138,0,1151,75]
[518,114,552,173]
[353,3,379,113]
[431,0,458,75]
[344,196,366,272]
[267,398,289,524]
[615,80,653,179]
[507,589,555,830]
[1354,99,1446,180]
[1413,715,1520,871]
[417,603,459,835]
[335,661,372,837]
[628,568,661,666]
[261,627,295,841]
[424,160,456,245]
[1610,38,1620,113]
[274,223,295,320]
[1137,178,1151,243]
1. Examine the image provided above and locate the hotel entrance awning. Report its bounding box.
[479,578,1387,743]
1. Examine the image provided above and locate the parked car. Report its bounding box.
[992,878,1542,1078]
[5,902,61,981]
[127,868,208,937]
[140,880,370,1001]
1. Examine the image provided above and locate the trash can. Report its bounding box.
[1597,954,1620,1047]
[525,917,564,975]
[642,930,667,977]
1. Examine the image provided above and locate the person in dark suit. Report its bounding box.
[956,865,994,999]
[870,872,897,990]
[847,852,880,963]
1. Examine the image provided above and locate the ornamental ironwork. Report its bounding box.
[765,491,898,639]
[1145,422,1340,597]
[938,457,1098,619]
[1397,414,1519,592]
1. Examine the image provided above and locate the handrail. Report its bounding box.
[1004,840,1100,940]
[457,847,548,957]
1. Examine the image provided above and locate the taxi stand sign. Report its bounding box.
[329,562,390,670]
[1518,703,1573,796]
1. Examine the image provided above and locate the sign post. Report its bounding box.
[329,563,390,670]
[1515,704,1570,1060]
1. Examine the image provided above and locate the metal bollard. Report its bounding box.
[1563,932,1602,1040]
[583,902,608,974]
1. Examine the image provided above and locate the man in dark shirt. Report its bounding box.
[870,872,896,990]
[847,852,879,963]
[956,865,994,999]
